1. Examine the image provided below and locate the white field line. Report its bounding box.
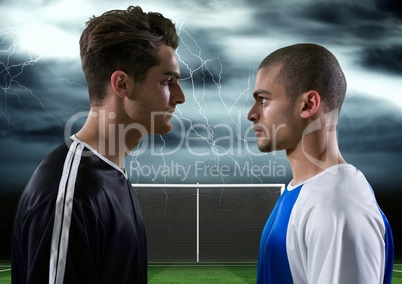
[1,265,401,272]
[149,264,257,267]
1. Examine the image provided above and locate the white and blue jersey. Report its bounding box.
[257,164,394,284]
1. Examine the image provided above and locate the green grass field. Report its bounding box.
[149,264,257,283]
[1,261,401,283]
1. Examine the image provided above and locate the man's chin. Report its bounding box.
[258,142,274,153]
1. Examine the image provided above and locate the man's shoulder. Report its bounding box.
[300,164,375,213]
[20,140,129,213]
[28,142,70,185]
[307,164,368,191]
[35,142,70,173]
[17,143,69,210]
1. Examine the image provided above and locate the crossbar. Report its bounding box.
[131,183,285,189]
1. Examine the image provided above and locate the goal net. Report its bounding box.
[133,184,283,263]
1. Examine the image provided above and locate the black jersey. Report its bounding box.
[12,136,147,283]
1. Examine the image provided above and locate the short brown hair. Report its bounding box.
[259,43,347,112]
[79,6,179,105]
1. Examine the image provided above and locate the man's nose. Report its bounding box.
[173,85,185,105]
[247,104,259,122]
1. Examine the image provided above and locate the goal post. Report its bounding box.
[132,183,284,263]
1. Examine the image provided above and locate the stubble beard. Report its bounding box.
[152,114,173,135]
[257,137,275,153]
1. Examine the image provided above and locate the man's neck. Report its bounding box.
[286,126,346,186]
[75,108,142,168]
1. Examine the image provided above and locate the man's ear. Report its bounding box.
[300,90,321,119]
[110,70,132,98]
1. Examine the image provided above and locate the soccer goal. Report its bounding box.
[132,183,284,263]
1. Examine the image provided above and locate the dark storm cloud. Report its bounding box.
[248,1,400,44]
[177,27,236,86]
[241,0,402,82]
[376,0,402,18]
[0,54,42,88]
[301,3,396,40]
[0,122,65,144]
[0,138,59,188]
[359,46,402,75]
[45,58,88,87]
[339,94,402,153]
[180,66,222,87]
[305,2,383,25]
[0,53,87,109]
[148,116,235,149]
[1,51,89,145]
[303,2,402,41]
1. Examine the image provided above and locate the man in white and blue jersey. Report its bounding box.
[248,43,394,283]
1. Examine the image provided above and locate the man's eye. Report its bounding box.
[164,78,173,84]
[260,97,268,105]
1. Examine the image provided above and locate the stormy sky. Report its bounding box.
[1,0,401,194]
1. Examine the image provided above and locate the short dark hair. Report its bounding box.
[79,6,179,105]
[259,43,347,112]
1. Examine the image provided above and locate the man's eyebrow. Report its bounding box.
[253,89,272,98]
[164,71,181,79]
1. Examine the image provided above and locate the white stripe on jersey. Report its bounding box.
[49,141,84,284]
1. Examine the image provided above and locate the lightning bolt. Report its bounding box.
[176,23,287,185]
[0,27,89,142]
[0,27,55,144]
[173,22,276,226]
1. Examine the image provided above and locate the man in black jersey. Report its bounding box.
[12,6,185,284]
